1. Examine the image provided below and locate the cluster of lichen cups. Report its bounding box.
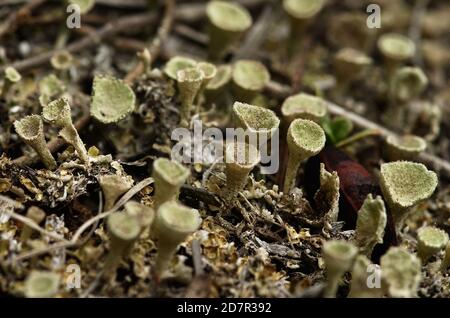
[101,158,200,280]
[13,97,90,170]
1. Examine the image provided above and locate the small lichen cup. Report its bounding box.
[152,158,190,210]
[231,60,270,103]
[177,67,203,127]
[379,161,438,231]
[104,212,141,279]
[322,240,358,298]
[98,174,134,211]
[24,270,60,298]
[223,141,261,204]
[14,115,57,170]
[383,67,428,130]
[377,33,416,81]
[284,118,325,194]
[333,48,372,97]
[153,201,202,276]
[204,64,232,106]
[42,97,89,163]
[283,0,325,56]
[124,201,155,236]
[281,93,328,124]
[20,206,46,243]
[348,255,383,298]
[232,102,280,143]
[380,247,422,298]
[416,226,449,263]
[206,1,252,61]
[195,61,217,106]
[2,66,21,99]
[383,134,427,161]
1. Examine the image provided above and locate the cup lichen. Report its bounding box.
[14,115,57,170]
[206,1,252,61]
[232,60,270,103]
[379,161,438,229]
[153,200,202,276]
[24,270,60,298]
[223,141,261,204]
[42,97,89,163]
[98,174,134,211]
[152,158,190,209]
[384,134,427,161]
[281,93,328,123]
[164,56,197,81]
[322,240,357,298]
[284,118,325,194]
[416,226,449,263]
[177,67,203,127]
[380,247,422,298]
[2,66,21,99]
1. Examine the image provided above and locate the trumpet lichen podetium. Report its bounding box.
[2,66,21,99]
[152,158,190,209]
[384,134,427,161]
[377,33,416,80]
[206,1,252,61]
[379,161,438,229]
[322,240,357,298]
[232,60,270,103]
[348,255,383,298]
[283,0,325,55]
[98,174,134,211]
[154,201,202,276]
[281,93,328,123]
[124,201,155,235]
[14,115,57,170]
[20,206,46,242]
[104,212,141,279]
[284,118,325,194]
[24,271,60,298]
[416,226,449,263]
[223,141,261,204]
[91,75,136,124]
[380,247,422,298]
[232,102,280,141]
[177,67,203,127]
[42,97,89,163]
[440,243,450,272]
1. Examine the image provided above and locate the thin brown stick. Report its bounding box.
[0,0,46,39]
[124,0,176,84]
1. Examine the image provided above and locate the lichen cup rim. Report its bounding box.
[418,226,449,249]
[380,161,438,210]
[25,271,60,298]
[287,118,326,156]
[283,0,326,20]
[334,47,373,66]
[377,33,416,61]
[206,0,252,33]
[107,212,141,241]
[153,158,190,186]
[4,66,21,82]
[206,64,232,90]
[156,200,202,234]
[232,60,271,92]
[14,115,43,141]
[385,134,427,153]
[232,102,280,135]
[281,93,328,121]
